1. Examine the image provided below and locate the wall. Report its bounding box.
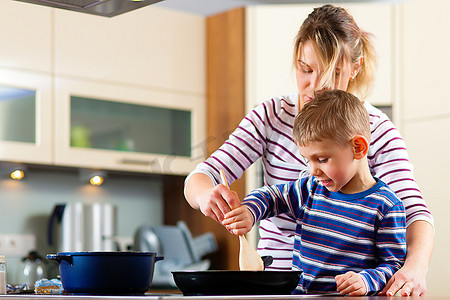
[0,167,163,283]
[397,0,450,296]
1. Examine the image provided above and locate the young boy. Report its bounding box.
[222,90,406,295]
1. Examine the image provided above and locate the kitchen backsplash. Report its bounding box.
[0,166,163,283]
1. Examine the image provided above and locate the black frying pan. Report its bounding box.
[171,270,301,296]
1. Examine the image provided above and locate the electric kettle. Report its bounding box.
[48,202,117,252]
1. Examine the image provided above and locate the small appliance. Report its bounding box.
[48,202,117,252]
[133,221,217,288]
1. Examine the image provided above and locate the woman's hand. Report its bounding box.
[380,220,433,296]
[185,173,241,223]
[222,206,254,236]
[335,271,366,296]
[380,260,428,296]
[200,183,241,222]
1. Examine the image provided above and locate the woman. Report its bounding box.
[184,4,433,296]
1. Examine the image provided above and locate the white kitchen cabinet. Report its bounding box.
[0,3,206,175]
[0,1,52,73]
[54,77,206,175]
[0,68,52,164]
[51,5,207,174]
[345,3,394,107]
[402,117,448,297]
[399,0,450,121]
[245,4,310,109]
[396,0,450,296]
[53,6,205,95]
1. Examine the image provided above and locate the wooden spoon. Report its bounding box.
[219,170,264,271]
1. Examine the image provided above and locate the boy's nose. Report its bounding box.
[310,165,322,176]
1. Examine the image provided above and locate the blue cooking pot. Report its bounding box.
[47,251,163,295]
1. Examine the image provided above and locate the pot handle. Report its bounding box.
[47,254,73,266]
[155,256,164,262]
[47,204,66,246]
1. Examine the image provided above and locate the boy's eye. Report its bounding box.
[318,158,328,163]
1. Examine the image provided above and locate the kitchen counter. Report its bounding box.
[0,294,445,300]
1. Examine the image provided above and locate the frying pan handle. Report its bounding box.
[262,255,273,269]
[47,253,73,265]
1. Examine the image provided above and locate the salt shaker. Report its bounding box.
[0,255,6,294]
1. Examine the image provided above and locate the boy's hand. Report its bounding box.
[222,206,254,236]
[335,271,366,296]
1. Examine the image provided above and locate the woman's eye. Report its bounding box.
[302,68,313,74]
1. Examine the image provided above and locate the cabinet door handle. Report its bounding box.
[118,158,155,166]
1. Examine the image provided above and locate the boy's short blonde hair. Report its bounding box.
[293,90,370,146]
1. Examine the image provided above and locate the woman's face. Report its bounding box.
[296,40,357,109]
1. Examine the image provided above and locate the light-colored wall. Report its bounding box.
[398,0,450,296]
[0,168,163,283]
[246,1,448,296]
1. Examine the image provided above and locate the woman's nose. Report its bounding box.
[310,74,319,90]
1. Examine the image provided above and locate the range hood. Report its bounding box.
[14,0,164,17]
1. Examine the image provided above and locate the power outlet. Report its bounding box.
[0,234,36,257]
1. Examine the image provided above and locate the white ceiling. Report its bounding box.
[154,0,402,16]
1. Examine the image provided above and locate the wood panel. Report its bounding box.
[163,7,246,270]
[163,174,239,270]
[205,7,246,270]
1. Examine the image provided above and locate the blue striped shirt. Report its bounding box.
[243,176,406,295]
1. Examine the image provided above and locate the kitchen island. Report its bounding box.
[0,294,445,300]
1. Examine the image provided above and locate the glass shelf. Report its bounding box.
[70,96,192,157]
[0,86,36,144]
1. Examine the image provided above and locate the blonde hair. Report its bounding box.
[293,90,370,146]
[293,4,376,99]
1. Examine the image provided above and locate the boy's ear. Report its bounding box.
[351,135,369,159]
